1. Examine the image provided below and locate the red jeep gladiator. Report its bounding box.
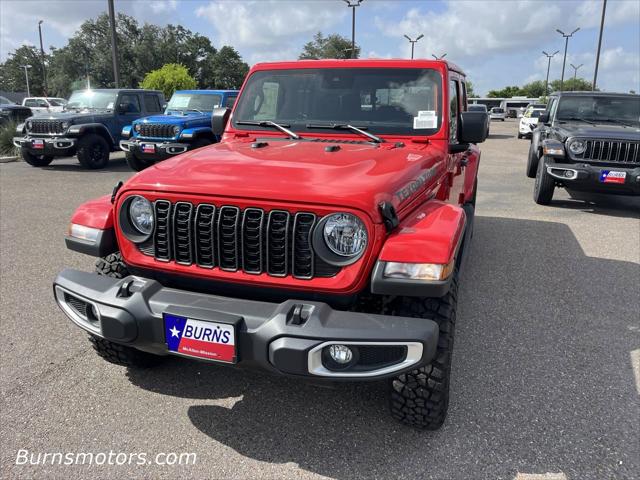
[54,59,487,430]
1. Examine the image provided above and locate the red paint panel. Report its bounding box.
[378,201,466,265]
[70,195,114,229]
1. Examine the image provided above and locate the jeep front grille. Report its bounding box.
[571,139,640,164]
[29,119,64,134]
[138,123,176,139]
[146,201,340,279]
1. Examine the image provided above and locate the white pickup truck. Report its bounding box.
[22,97,67,114]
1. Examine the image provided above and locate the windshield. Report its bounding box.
[525,109,544,118]
[49,98,66,106]
[491,108,504,113]
[233,68,443,136]
[0,96,13,105]
[556,96,640,125]
[166,93,222,112]
[66,91,117,111]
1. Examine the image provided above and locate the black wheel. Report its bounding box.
[190,138,213,150]
[77,133,110,169]
[21,148,53,167]
[92,252,162,367]
[526,142,539,178]
[533,155,555,205]
[125,150,154,172]
[501,119,505,122]
[517,133,523,139]
[388,273,458,430]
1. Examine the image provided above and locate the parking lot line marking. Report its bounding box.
[631,349,640,396]
[515,474,567,480]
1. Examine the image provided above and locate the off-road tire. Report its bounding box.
[533,155,555,205]
[77,133,110,169]
[517,133,523,139]
[526,142,539,178]
[21,149,53,167]
[95,252,129,278]
[388,273,458,430]
[88,334,161,368]
[91,252,162,367]
[125,150,154,172]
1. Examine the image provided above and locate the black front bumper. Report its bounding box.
[13,135,76,157]
[120,139,188,161]
[53,269,438,380]
[547,162,640,195]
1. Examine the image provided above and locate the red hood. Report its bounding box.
[122,138,446,220]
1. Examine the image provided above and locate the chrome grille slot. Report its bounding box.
[194,204,216,268]
[173,202,193,265]
[242,208,265,274]
[217,206,240,271]
[153,200,172,261]
[266,210,290,276]
[138,123,175,139]
[292,213,316,279]
[576,139,640,164]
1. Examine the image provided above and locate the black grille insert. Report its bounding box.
[29,119,64,135]
[292,213,316,279]
[572,139,639,164]
[138,123,176,139]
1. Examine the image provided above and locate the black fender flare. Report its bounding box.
[67,123,115,147]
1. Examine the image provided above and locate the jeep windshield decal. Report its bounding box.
[232,67,443,137]
[166,93,222,114]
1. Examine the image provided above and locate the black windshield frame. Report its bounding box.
[232,67,443,136]
[556,95,640,125]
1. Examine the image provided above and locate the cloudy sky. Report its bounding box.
[1,0,638,95]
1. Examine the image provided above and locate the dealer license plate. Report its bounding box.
[164,313,236,363]
[600,170,626,184]
[141,143,155,154]
[32,139,44,149]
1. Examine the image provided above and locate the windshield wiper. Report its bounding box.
[596,118,634,127]
[306,123,384,143]
[185,108,203,114]
[235,120,300,139]
[557,116,596,125]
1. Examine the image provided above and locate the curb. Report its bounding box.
[0,155,19,163]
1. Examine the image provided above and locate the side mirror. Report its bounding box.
[538,113,550,124]
[116,103,128,114]
[212,107,231,136]
[458,111,488,144]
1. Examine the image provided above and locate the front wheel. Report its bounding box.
[21,149,53,167]
[388,274,458,430]
[77,133,110,169]
[125,150,154,172]
[526,142,539,178]
[533,156,555,205]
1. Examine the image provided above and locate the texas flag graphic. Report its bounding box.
[164,314,236,363]
[142,143,155,154]
[600,170,626,184]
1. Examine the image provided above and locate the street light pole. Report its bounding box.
[343,0,364,59]
[21,65,32,97]
[107,0,121,87]
[403,34,424,59]
[556,27,580,91]
[431,53,447,60]
[542,50,559,97]
[592,0,607,90]
[570,63,584,89]
[38,20,48,96]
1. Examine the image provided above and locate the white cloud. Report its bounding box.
[150,0,178,14]
[196,0,346,63]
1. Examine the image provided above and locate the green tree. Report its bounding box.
[549,77,593,92]
[487,85,524,98]
[140,63,197,98]
[0,45,48,95]
[519,80,546,98]
[465,79,477,97]
[299,32,359,59]
[210,46,250,89]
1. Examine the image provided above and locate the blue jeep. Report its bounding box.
[120,89,238,171]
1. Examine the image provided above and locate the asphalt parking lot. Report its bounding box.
[1,119,639,480]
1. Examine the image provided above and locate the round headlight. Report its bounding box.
[134,124,141,132]
[173,125,181,136]
[323,213,367,257]
[568,139,586,155]
[129,196,154,235]
[61,121,70,130]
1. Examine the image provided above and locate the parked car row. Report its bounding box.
[13,88,238,170]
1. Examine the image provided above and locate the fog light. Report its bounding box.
[328,344,353,364]
[564,170,573,178]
